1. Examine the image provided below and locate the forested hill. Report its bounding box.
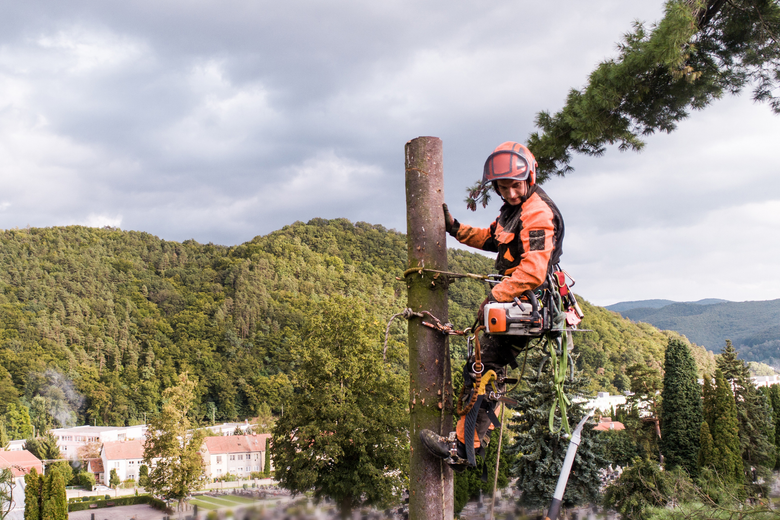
[613,300,780,367]
[0,220,713,432]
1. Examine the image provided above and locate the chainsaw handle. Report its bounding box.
[514,290,540,321]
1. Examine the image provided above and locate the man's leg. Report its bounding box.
[420,333,511,466]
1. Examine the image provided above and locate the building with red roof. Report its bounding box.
[0,450,43,477]
[202,434,271,479]
[100,439,145,485]
[592,417,626,432]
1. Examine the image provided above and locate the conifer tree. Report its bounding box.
[465,0,780,207]
[698,421,714,470]
[765,384,780,469]
[262,445,271,477]
[47,472,67,520]
[660,338,703,477]
[453,424,513,514]
[716,341,775,490]
[707,370,743,486]
[507,354,607,510]
[23,468,41,520]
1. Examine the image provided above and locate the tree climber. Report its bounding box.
[420,141,564,469]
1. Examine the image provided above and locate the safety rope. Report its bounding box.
[544,285,574,435]
[401,267,495,281]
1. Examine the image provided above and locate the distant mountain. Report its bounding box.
[606,298,729,313]
[609,299,780,368]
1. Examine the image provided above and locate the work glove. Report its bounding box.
[442,203,460,237]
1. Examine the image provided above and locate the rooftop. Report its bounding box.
[102,439,145,460]
[0,450,43,477]
[203,434,270,454]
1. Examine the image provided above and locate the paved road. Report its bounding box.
[69,504,166,520]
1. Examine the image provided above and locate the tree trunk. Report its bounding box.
[339,494,352,520]
[404,136,454,520]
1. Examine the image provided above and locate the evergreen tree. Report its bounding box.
[660,338,703,477]
[530,0,780,181]
[262,446,271,478]
[109,468,120,489]
[47,472,66,520]
[453,424,513,514]
[701,375,715,428]
[507,353,607,510]
[625,363,663,460]
[272,297,407,520]
[766,384,780,469]
[603,458,692,520]
[707,370,743,486]
[698,421,714,470]
[716,341,775,491]
[138,465,149,488]
[23,468,41,520]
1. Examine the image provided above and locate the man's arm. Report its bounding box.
[491,194,557,302]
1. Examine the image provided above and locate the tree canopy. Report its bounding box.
[466,0,780,208]
[272,296,407,520]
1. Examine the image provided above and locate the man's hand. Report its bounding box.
[443,203,459,236]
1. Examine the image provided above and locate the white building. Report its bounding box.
[752,375,780,388]
[100,439,145,485]
[51,425,146,460]
[577,392,628,413]
[202,434,271,479]
[203,421,254,436]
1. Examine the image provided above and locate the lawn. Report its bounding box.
[188,493,259,511]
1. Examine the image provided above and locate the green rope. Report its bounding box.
[547,289,572,435]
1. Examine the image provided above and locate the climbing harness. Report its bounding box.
[390,264,588,443]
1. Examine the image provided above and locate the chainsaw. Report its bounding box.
[483,268,584,336]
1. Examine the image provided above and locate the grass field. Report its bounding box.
[188,493,264,511]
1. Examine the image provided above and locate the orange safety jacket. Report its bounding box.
[454,186,564,302]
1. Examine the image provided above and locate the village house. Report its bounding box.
[0,450,44,520]
[50,425,146,460]
[100,439,145,485]
[86,457,105,484]
[201,434,271,479]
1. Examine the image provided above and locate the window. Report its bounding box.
[217,469,222,475]
[229,455,235,461]
[128,474,135,480]
[254,466,259,472]
[129,461,135,466]
[238,455,243,460]
[114,462,120,468]
[216,456,222,464]
[238,467,243,473]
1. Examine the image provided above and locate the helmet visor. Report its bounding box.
[483,151,530,184]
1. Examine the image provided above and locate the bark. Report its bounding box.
[405,136,454,520]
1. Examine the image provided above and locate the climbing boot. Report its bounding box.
[419,429,450,459]
[419,430,472,469]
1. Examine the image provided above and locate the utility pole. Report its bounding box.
[404,136,454,519]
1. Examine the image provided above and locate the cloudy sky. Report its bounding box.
[1,0,778,306]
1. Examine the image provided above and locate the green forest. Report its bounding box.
[0,220,715,433]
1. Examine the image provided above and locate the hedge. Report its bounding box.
[68,494,172,513]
